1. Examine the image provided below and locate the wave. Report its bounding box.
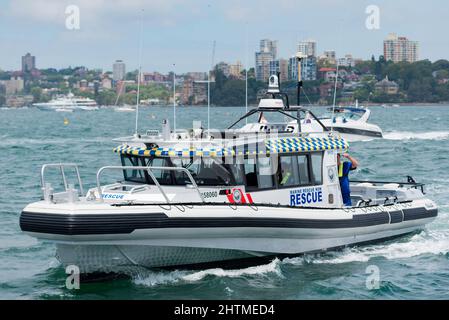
[133,258,282,287]
[0,137,112,147]
[182,258,282,282]
[133,269,189,287]
[283,230,449,266]
[384,131,449,141]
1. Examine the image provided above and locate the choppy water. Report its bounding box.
[1,105,449,300]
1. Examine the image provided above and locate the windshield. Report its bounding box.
[171,157,236,186]
[121,155,238,186]
[322,109,363,121]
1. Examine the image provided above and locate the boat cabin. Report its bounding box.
[109,135,348,208]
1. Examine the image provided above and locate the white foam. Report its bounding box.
[133,269,189,287]
[284,230,449,266]
[133,259,282,287]
[384,131,449,141]
[182,258,282,282]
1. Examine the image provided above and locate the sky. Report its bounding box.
[0,0,448,73]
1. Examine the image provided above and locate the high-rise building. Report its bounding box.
[255,39,277,82]
[259,39,277,59]
[269,59,289,82]
[297,40,317,57]
[22,53,36,72]
[229,61,243,78]
[338,54,355,67]
[255,52,273,82]
[288,55,317,81]
[383,33,419,63]
[113,60,126,81]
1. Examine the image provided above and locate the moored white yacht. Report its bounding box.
[33,92,99,111]
[20,76,437,275]
[317,102,383,141]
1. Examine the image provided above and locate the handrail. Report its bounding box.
[96,165,205,204]
[351,179,425,193]
[41,163,84,196]
[227,106,329,132]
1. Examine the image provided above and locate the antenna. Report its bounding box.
[173,64,176,133]
[245,25,248,124]
[208,40,216,132]
[296,52,305,132]
[134,9,144,137]
[330,62,340,133]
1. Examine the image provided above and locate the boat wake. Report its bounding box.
[133,259,282,287]
[283,229,449,266]
[383,131,449,141]
[182,258,282,282]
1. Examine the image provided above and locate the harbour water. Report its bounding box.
[1,105,449,299]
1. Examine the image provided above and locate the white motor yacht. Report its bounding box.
[316,104,383,141]
[33,92,99,111]
[20,76,436,275]
[235,77,382,142]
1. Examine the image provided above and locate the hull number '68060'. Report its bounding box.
[201,191,218,199]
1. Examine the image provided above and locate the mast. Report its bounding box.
[296,53,304,132]
[173,64,176,133]
[331,62,340,133]
[134,9,144,137]
[245,25,248,124]
[208,40,216,132]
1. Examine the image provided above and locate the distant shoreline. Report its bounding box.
[2,102,449,109]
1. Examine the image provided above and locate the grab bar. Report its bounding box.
[41,163,84,197]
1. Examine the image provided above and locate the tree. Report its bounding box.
[30,87,42,102]
[126,70,138,81]
[96,90,117,106]
[432,59,449,72]
[435,70,449,80]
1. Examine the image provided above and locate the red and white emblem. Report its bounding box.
[226,188,253,204]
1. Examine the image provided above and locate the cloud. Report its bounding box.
[5,0,191,26]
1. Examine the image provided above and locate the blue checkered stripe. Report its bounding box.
[113,145,235,157]
[265,137,348,153]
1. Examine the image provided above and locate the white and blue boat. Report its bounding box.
[20,76,436,275]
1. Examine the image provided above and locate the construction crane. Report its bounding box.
[211,40,216,71]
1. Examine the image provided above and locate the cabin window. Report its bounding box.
[228,163,245,185]
[144,157,173,185]
[121,155,174,185]
[278,155,301,187]
[243,157,275,191]
[276,153,320,188]
[171,158,235,186]
[311,153,323,185]
[297,155,310,185]
[257,157,275,189]
[121,155,146,183]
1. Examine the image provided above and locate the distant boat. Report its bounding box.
[33,92,98,111]
[114,105,135,112]
[55,108,74,113]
